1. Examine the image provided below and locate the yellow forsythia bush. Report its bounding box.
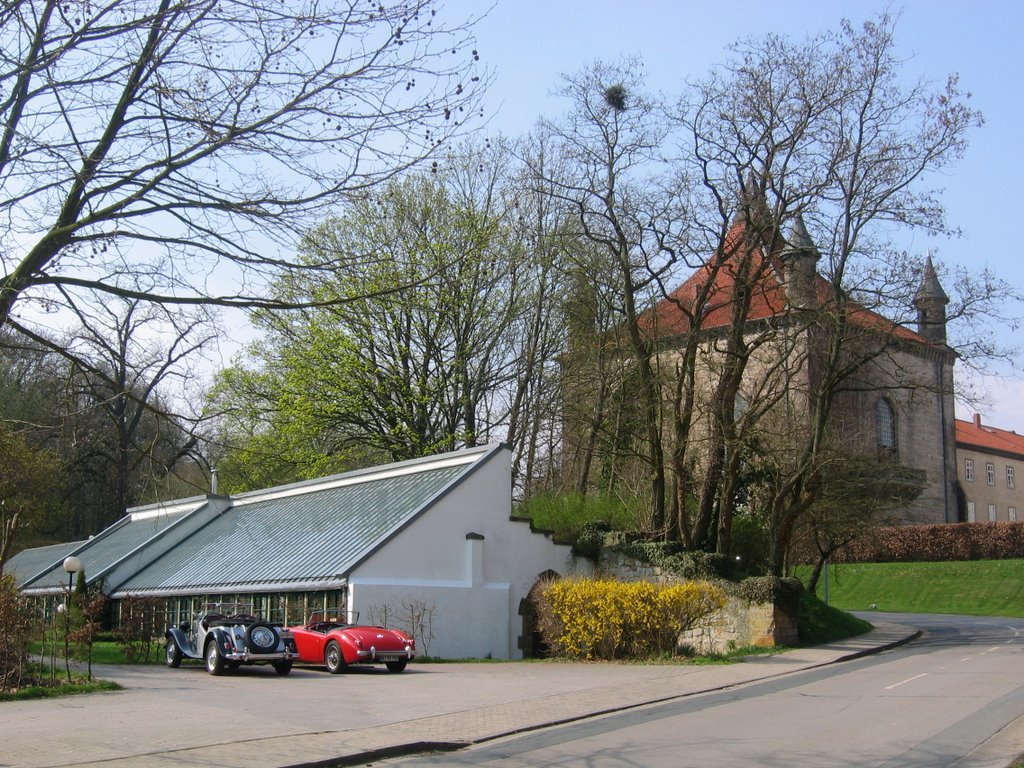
[537,577,727,660]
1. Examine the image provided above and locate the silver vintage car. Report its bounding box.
[165,602,296,676]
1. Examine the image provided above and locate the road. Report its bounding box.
[378,614,1024,768]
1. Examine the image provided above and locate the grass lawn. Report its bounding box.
[29,641,162,665]
[795,560,1024,618]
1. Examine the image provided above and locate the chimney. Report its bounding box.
[210,468,219,495]
[974,413,982,428]
[466,532,484,586]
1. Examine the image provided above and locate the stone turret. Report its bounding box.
[733,169,771,228]
[914,254,949,344]
[779,212,820,310]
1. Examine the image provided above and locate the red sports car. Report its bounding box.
[289,611,416,673]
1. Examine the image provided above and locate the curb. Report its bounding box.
[294,628,921,768]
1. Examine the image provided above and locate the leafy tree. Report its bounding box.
[0,425,65,568]
[794,451,924,594]
[211,166,527,486]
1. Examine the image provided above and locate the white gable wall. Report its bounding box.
[349,448,590,659]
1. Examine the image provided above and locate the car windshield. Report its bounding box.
[201,602,254,617]
[308,610,358,626]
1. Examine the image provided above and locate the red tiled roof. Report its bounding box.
[956,417,1024,459]
[641,217,930,346]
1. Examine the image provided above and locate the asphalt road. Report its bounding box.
[377,613,1024,768]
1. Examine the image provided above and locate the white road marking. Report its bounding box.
[885,673,929,690]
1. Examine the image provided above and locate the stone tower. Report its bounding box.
[779,212,820,310]
[914,254,950,344]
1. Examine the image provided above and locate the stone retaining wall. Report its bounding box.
[597,550,799,653]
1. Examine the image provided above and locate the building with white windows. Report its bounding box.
[957,415,1024,522]
[7,444,589,659]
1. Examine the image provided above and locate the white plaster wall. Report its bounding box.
[350,447,591,659]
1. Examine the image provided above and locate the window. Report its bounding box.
[967,502,976,522]
[1008,466,1016,489]
[876,398,897,458]
[965,459,975,482]
[1011,507,1018,522]
[987,463,996,485]
[988,504,997,522]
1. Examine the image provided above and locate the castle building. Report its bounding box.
[563,201,959,531]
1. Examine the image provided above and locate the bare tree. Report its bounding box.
[535,16,998,575]
[59,296,215,532]
[665,16,983,572]
[535,58,685,535]
[0,0,487,338]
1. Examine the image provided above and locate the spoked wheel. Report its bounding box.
[325,641,346,674]
[245,622,280,654]
[205,642,225,675]
[165,638,183,668]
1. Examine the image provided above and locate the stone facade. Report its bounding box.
[562,214,957,527]
[680,596,798,655]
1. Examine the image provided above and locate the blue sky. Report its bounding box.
[444,0,1024,432]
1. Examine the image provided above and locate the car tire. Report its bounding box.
[385,660,407,673]
[245,622,279,654]
[325,641,345,674]
[165,638,182,668]
[273,661,292,676]
[205,641,225,675]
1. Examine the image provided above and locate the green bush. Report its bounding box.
[536,576,727,660]
[797,589,871,645]
[0,573,37,692]
[613,540,742,580]
[732,575,802,611]
[516,492,637,547]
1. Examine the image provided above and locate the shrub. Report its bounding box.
[536,576,727,660]
[0,573,37,691]
[115,596,166,663]
[733,575,803,611]
[614,540,742,580]
[835,522,1024,563]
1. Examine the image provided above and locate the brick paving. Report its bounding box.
[4,623,918,768]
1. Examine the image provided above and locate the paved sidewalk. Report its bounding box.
[5,623,917,768]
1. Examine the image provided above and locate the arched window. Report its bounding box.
[876,398,897,458]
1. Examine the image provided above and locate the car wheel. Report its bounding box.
[273,660,292,676]
[385,660,407,673]
[165,638,182,668]
[325,641,345,674]
[245,622,280,654]
[205,641,225,675]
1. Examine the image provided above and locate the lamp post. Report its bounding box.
[62,556,82,680]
